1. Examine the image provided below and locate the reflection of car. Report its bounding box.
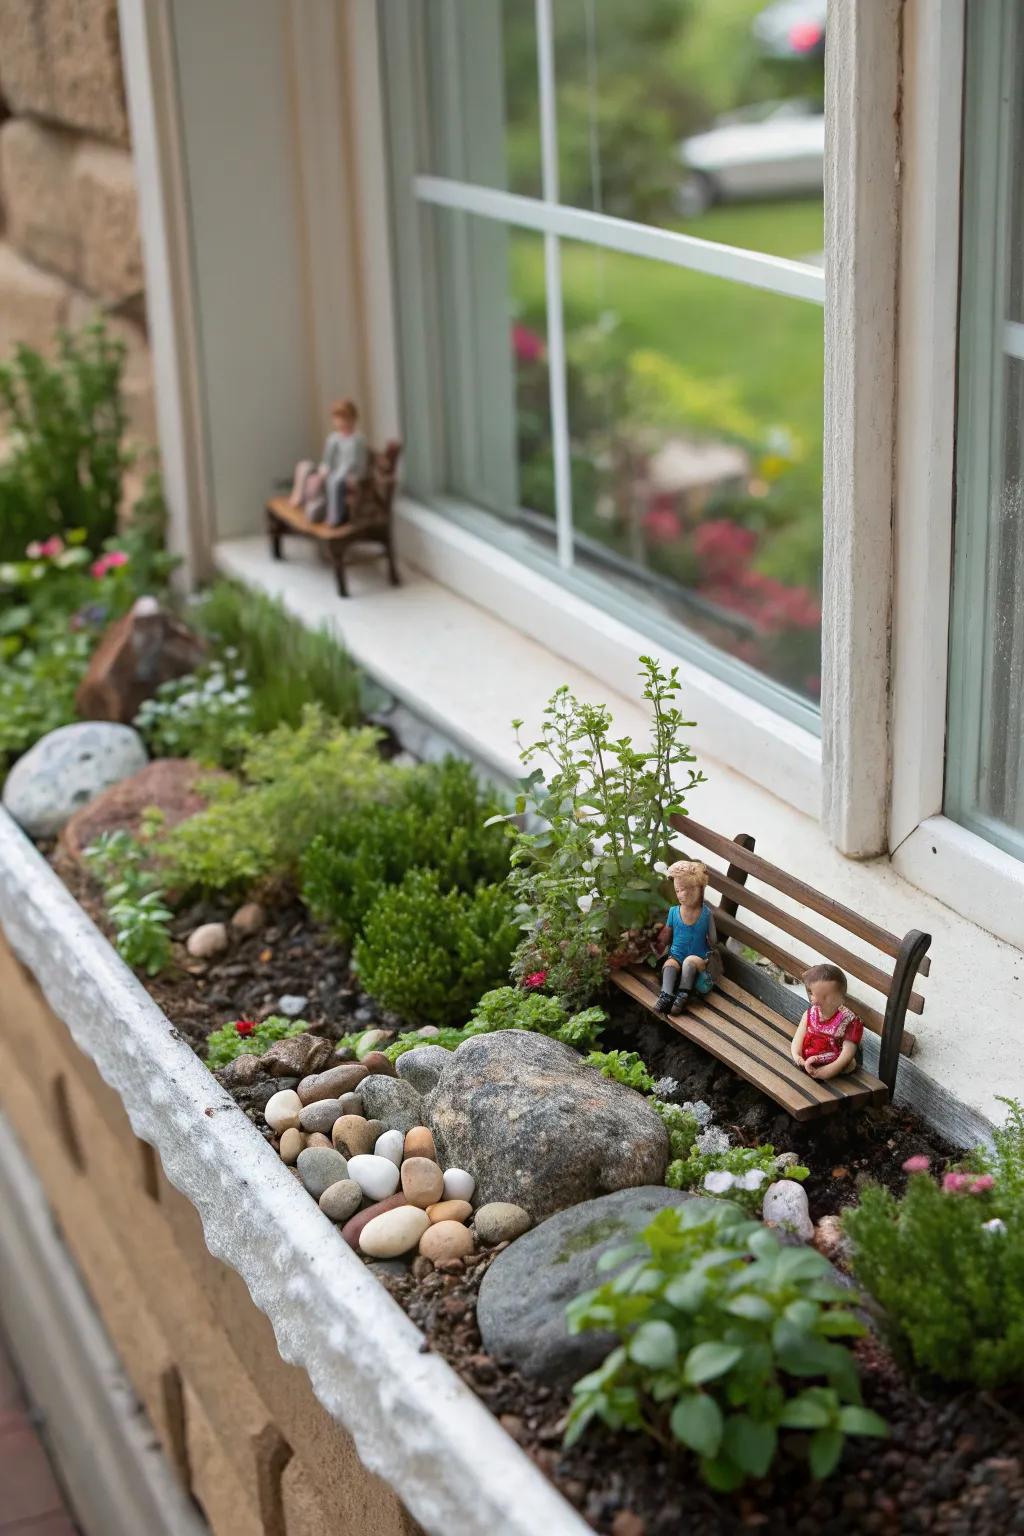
[677,99,824,216]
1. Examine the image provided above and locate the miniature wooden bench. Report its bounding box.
[611,815,932,1120]
[266,440,402,597]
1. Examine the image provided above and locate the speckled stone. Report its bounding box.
[474,1202,532,1246]
[299,1098,344,1136]
[2,721,148,838]
[332,1115,377,1159]
[318,1179,363,1223]
[279,1127,305,1165]
[296,1147,349,1200]
[297,1064,368,1105]
[419,1220,476,1263]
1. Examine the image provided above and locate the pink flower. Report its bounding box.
[91,550,129,578]
[789,21,824,53]
[942,1172,972,1194]
[969,1175,995,1194]
[512,324,545,363]
[523,971,548,991]
[642,505,683,545]
[39,535,65,557]
[902,1155,931,1174]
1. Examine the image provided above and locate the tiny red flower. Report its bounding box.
[523,970,547,990]
[234,1018,256,1036]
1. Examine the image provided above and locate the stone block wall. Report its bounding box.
[0,0,155,449]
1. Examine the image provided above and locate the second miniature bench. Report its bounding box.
[611,814,932,1121]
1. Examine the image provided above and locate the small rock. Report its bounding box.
[775,1151,802,1172]
[341,1194,407,1251]
[813,1214,851,1266]
[299,1098,344,1136]
[3,720,148,838]
[395,1045,451,1094]
[337,1092,364,1116]
[297,1064,368,1105]
[359,1205,429,1259]
[230,901,265,934]
[419,1220,476,1263]
[296,1147,349,1200]
[264,1088,302,1134]
[695,1125,731,1156]
[318,1179,363,1223]
[60,758,224,864]
[305,1132,333,1150]
[331,1115,377,1159]
[404,1126,437,1161]
[415,1026,440,1038]
[401,1156,445,1209]
[358,1075,424,1133]
[217,1054,261,1088]
[347,1154,401,1202]
[611,1513,646,1536]
[261,1033,332,1079]
[186,922,228,960]
[355,1029,389,1059]
[762,1179,814,1241]
[361,1050,396,1077]
[277,994,309,1018]
[412,1254,434,1279]
[426,1199,472,1225]
[475,1203,532,1246]
[279,1127,305,1165]
[443,1168,475,1203]
[374,1129,405,1167]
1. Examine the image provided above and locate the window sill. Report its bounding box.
[892,816,1024,953]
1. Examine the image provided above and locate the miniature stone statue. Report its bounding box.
[654,859,718,1015]
[790,963,864,1078]
[289,398,369,526]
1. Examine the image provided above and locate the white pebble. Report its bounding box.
[186,921,228,959]
[359,1206,429,1259]
[374,1129,405,1168]
[762,1179,814,1242]
[265,1088,302,1134]
[442,1167,475,1202]
[347,1154,401,1202]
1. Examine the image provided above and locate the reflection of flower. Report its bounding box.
[91,550,129,578]
[692,519,757,579]
[26,535,65,559]
[642,505,683,544]
[512,324,545,364]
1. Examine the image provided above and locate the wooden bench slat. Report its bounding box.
[670,815,931,977]
[697,989,875,1102]
[715,973,914,1059]
[267,496,386,541]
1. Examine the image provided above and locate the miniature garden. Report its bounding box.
[1,325,1023,1535]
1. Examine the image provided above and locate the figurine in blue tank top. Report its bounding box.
[655,859,717,1015]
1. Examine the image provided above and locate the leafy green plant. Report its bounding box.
[300,758,510,942]
[205,1016,309,1070]
[156,708,388,894]
[134,656,254,766]
[353,869,519,1028]
[650,1100,700,1161]
[584,1048,658,1094]
[666,1143,808,1215]
[84,829,174,976]
[495,656,705,1007]
[0,628,93,771]
[565,1202,885,1489]
[468,985,607,1051]
[844,1099,1024,1389]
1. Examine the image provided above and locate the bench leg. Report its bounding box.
[331,544,349,597]
[267,511,284,562]
[385,530,400,587]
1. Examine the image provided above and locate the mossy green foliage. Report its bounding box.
[565,1203,885,1489]
[157,706,388,895]
[584,1048,658,1094]
[844,1098,1024,1390]
[300,757,510,943]
[352,869,519,1029]
[192,580,362,734]
[378,986,607,1062]
[651,1101,700,1162]
[205,1016,309,1070]
[666,1143,808,1215]
[84,829,173,976]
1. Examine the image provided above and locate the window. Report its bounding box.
[947,0,1024,861]
[381,0,826,726]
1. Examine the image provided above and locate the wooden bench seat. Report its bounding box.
[266,440,402,596]
[611,815,932,1120]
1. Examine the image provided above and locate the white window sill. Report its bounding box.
[214,531,1021,1136]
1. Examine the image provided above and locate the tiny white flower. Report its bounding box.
[703,1170,736,1194]
[653,860,669,876]
[739,1168,768,1191]
[982,1218,1007,1236]
[577,893,594,913]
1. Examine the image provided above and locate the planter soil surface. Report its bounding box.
[50,863,1023,1534]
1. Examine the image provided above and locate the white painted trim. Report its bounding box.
[1005,320,1024,361]
[535,0,573,570]
[821,0,902,856]
[394,497,822,813]
[413,176,826,303]
[893,815,1024,953]
[889,0,965,849]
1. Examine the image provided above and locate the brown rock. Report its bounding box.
[72,140,142,303]
[214,1053,261,1089]
[813,1214,852,1268]
[298,1064,368,1106]
[401,1157,445,1210]
[425,1199,472,1225]
[340,1194,408,1252]
[61,758,223,865]
[230,902,265,934]
[75,599,206,724]
[0,241,71,358]
[419,1220,476,1263]
[404,1126,437,1162]
[0,119,78,278]
[361,1051,396,1077]
[331,1115,377,1158]
[279,1127,305,1165]
[261,1033,332,1080]
[186,922,228,960]
[0,0,130,145]
[305,1132,332,1150]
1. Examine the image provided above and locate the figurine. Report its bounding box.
[289,398,368,526]
[790,963,864,1078]
[654,860,717,1015]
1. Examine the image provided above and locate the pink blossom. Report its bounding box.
[902,1154,931,1174]
[512,324,545,363]
[91,550,130,578]
[642,505,683,545]
[969,1175,995,1194]
[39,535,64,557]
[789,21,824,54]
[523,970,547,991]
[942,1172,972,1194]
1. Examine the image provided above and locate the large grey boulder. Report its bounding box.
[395,1044,452,1095]
[3,721,148,839]
[477,1187,712,1384]
[358,1074,425,1134]
[423,1031,669,1221]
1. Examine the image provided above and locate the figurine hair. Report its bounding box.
[803,962,848,996]
[331,397,358,423]
[666,859,709,890]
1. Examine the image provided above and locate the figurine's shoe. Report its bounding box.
[654,991,674,1014]
[670,991,691,1015]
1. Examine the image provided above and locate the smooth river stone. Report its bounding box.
[332,1116,377,1158]
[186,921,228,959]
[337,1092,364,1116]
[359,1206,429,1259]
[374,1129,405,1168]
[361,1050,397,1077]
[442,1168,475,1203]
[265,1088,303,1135]
[296,1147,349,1200]
[474,1202,533,1246]
[347,1154,401,1202]
[426,1199,472,1225]
[318,1179,363,1223]
[404,1126,437,1161]
[297,1064,368,1106]
[279,1127,305,1165]
[299,1098,345,1136]
[341,1194,408,1251]
[419,1220,476,1263]
[305,1133,332,1150]
[401,1156,444,1209]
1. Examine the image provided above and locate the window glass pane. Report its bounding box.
[553,0,824,252]
[545,241,823,702]
[947,0,1024,857]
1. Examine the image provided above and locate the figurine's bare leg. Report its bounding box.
[671,957,703,1014]
[655,959,681,1013]
[290,459,314,508]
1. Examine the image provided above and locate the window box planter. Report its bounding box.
[0,807,589,1536]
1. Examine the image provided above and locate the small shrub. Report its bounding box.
[844,1099,1024,1389]
[565,1202,885,1490]
[666,1143,808,1215]
[469,985,607,1051]
[584,1048,658,1094]
[301,757,509,942]
[84,829,173,976]
[206,1016,309,1070]
[651,1100,700,1161]
[134,656,254,766]
[353,869,518,1028]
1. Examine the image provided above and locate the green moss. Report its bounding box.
[553,1216,627,1264]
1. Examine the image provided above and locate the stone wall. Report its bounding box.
[0,0,155,451]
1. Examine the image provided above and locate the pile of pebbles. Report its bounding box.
[264,1054,533,1269]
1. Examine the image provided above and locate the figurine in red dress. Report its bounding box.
[790,963,863,1079]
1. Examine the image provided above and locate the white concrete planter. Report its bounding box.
[0,807,590,1536]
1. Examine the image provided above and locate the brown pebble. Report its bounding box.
[612,1514,646,1536]
[297,1064,368,1105]
[230,901,265,934]
[425,1199,472,1225]
[340,1193,408,1251]
[435,1257,465,1274]
[361,1050,397,1076]
[401,1156,444,1209]
[404,1126,437,1161]
[411,1254,434,1279]
[332,1115,377,1158]
[419,1219,476,1263]
[305,1132,333,1150]
[364,1119,386,1143]
[279,1127,305,1165]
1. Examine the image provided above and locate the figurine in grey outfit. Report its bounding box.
[290,398,368,525]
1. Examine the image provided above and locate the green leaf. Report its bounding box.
[838,1406,888,1439]
[670,1393,723,1457]
[808,1427,845,1479]
[726,1293,775,1323]
[723,1415,778,1479]
[701,1454,746,1492]
[628,1320,678,1371]
[778,1389,836,1430]
[775,1247,829,1284]
[664,1271,708,1312]
[684,1341,744,1384]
